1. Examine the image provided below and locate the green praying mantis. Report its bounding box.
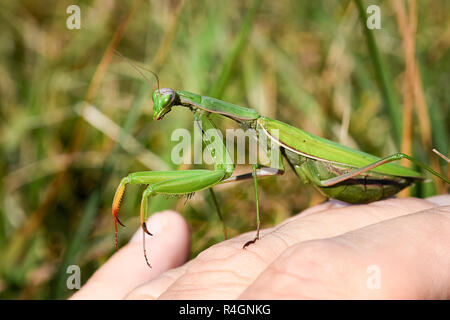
[112,63,449,268]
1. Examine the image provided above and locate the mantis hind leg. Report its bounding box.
[320,153,449,187]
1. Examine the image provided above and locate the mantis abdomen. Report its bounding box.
[285,150,417,204]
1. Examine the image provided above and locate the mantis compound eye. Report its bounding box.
[152,88,176,120]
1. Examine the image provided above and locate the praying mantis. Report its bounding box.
[112,83,449,268]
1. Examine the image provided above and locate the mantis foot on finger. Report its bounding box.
[243,236,260,249]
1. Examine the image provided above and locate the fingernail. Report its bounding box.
[426,195,450,206]
[327,199,350,208]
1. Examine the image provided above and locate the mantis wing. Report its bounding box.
[257,116,422,178]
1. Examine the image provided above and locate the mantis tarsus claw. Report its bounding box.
[142,222,153,236]
[115,216,125,227]
[243,237,259,249]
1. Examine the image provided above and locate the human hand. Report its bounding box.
[71,195,450,299]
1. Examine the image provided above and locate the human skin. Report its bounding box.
[71,195,450,300]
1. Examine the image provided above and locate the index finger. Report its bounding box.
[127,196,445,299]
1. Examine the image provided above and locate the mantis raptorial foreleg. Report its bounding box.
[320,153,449,187]
[113,170,226,266]
[112,111,237,267]
[113,164,280,265]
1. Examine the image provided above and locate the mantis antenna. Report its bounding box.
[113,50,160,92]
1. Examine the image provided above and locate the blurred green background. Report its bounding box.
[0,0,448,299]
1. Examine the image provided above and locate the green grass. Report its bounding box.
[0,0,448,299]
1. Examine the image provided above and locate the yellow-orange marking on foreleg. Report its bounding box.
[112,182,126,250]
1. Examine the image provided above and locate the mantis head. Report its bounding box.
[152,88,176,120]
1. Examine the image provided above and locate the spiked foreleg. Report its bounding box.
[137,170,227,267]
[112,170,225,251]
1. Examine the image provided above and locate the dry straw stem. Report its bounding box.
[391,0,443,192]
[392,0,416,164]
[151,0,185,69]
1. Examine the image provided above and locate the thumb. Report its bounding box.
[70,210,190,299]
